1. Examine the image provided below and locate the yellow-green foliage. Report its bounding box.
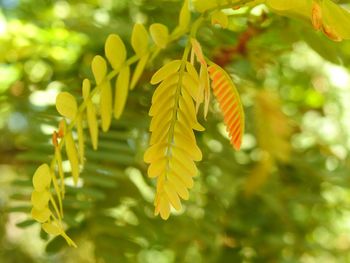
[30,0,350,246]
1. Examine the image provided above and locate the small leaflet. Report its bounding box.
[91,55,107,85]
[31,207,51,223]
[131,24,149,58]
[82,79,98,150]
[100,81,112,132]
[31,190,50,210]
[130,53,149,90]
[105,34,126,71]
[56,92,78,120]
[76,115,85,164]
[151,60,182,85]
[114,66,130,119]
[65,130,80,185]
[179,0,190,30]
[32,164,51,192]
[149,23,169,49]
[42,222,63,236]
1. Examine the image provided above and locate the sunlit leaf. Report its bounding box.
[105,34,126,71]
[131,24,149,57]
[32,164,51,192]
[114,65,130,119]
[149,23,169,49]
[56,92,78,120]
[92,55,107,85]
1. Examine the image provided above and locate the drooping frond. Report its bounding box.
[144,59,203,220]
[30,25,152,245]
[208,63,244,150]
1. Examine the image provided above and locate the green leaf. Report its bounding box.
[179,0,190,29]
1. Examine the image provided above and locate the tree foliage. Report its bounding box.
[1,0,350,262]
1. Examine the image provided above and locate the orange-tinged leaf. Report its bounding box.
[311,0,322,31]
[208,63,244,150]
[322,0,350,40]
[190,38,206,65]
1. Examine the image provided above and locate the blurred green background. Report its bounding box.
[1,0,350,262]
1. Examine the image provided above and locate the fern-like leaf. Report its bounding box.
[208,63,244,150]
[144,60,203,219]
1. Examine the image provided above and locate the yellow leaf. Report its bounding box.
[76,115,84,164]
[91,55,107,85]
[56,92,78,120]
[31,207,51,223]
[31,190,50,210]
[322,0,350,40]
[42,221,63,236]
[100,81,112,132]
[149,23,169,49]
[211,10,229,28]
[266,0,311,18]
[193,0,217,12]
[151,60,182,85]
[105,34,126,71]
[179,0,190,29]
[114,66,130,119]
[182,73,200,102]
[131,24,149,57]
[65,131,80,185]
[54,147,65,196]
[130,53,149,90]
[32,164,51,192]
[164,182,182,211]
[145,60,204,219]
[82,79,98,150]
[200,63,210,119]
